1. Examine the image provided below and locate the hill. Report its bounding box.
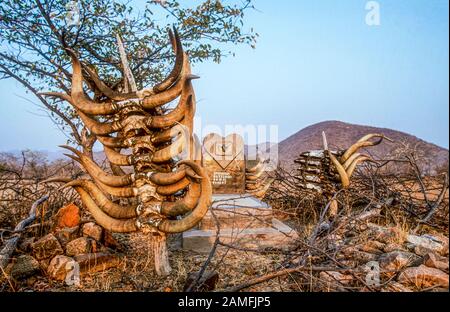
[266,120,448,174]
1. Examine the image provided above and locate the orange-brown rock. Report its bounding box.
[54,203,80,229]
[423,253,449,272]
[398,265,449,288]
[82,222,103,242]
[32,233,64,260]
[66,237,92,256]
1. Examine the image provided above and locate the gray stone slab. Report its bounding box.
[211,194,270,209]
[183,218,298,253]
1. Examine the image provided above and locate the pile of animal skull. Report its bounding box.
[43,28,212,237]
[294,133,390,201]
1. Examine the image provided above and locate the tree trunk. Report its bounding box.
[152,232,171,276]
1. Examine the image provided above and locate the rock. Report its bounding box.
[54,226,79,247]
[367,224,406,244]
[379,251,421,272]
[430,234,449,256]
[423,253,449,272]
[19,237,36,252]
[183,270,220,292]
[32,234,64,260]
[47,255,75,281]
[319,271,353,291]
[359,240,385,254]
[398,265,449,288]
[82,222,103,241]
[11,255,40,279]
[54,203,80,229]
[73,252,120,274]
[383,243,405,253]
[383,281,413,292]
[66,237,92,256]
[406,234,448,256]
[341,247,378,263]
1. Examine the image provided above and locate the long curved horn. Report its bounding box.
[152,126,182,144]
[89,178,137,198]
[340,134,386,163]
[156,160,211,233]
[83,29,184,102]
[149,28,184,94]
[104,146,132,166]
[342,152,361,170]
[77,110,122,136]
[61,145,134,187]
[346,155,372,179]
[152,125,189,163]
[73,186,137,232]
[160,181,201,217]
[84,66,137,101]
[67,49,120,115]
[97,135,126,149]
[156,177,190,196]
[147,94,192,129]
[328,151,350,188]
[140,53,199,110]
[150,168,187,186]
[67,179,137,219]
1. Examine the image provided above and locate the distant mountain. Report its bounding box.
[3,121,448,175]
[274,120,449,174]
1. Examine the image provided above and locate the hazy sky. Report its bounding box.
[0,0,448,151]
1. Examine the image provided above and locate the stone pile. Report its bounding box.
[8,203,122,286]
[319,220,449,291]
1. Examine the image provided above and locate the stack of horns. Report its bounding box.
[42,28,212,234]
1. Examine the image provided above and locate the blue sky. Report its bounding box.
[0,0,448,151]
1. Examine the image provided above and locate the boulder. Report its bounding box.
[183,270,219,292]
[341,246,377,263]
[379,251,421,272]
[66,237,92,256]
[18,237,36,252]
[367,224,406,245]
[383,243,406,253]
[359,240,385,254]
[54,203,80,229]
[32,234,64,260]
[11,255,40,279]
[406,234,448,256]
[423,253,449,272]
[54,226,79,247]
[398,265,449,288]
[47,255,75,281]
[82,222,103,241]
